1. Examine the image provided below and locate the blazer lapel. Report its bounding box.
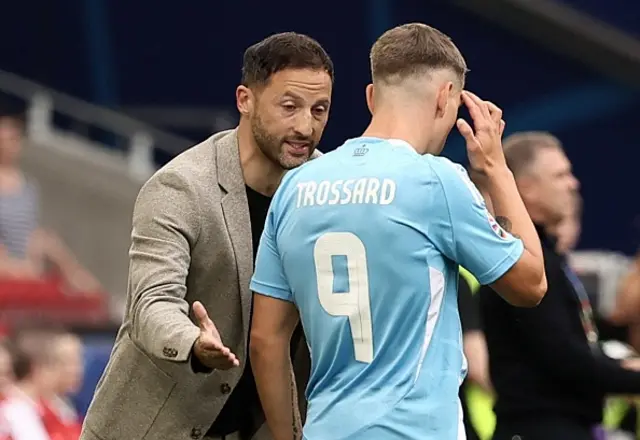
[216,129,253,340]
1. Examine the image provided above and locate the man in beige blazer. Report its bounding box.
[80,32,334,440]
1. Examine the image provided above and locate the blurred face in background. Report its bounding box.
[549,195,582,254]
[13,331,63,396]
[0,343,14,393]
[0,117,23,166]
[239,68,332,169]
[521,146,580,225]
[53,334,84,395]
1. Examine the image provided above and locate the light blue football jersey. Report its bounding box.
[250,137,524,440]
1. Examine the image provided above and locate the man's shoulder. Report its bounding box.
[150,129,236,185]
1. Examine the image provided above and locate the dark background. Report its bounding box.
[1,0,639,254]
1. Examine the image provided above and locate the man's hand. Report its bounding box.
[622,357,640,372]
[192,301,239,370]
[456,91,507,176]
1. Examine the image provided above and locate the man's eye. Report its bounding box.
[282,104,296,111]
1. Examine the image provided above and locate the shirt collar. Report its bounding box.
[344,137,418,154]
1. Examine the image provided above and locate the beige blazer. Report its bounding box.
[80,129,315,440]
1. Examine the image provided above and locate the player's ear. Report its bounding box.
[435,82,453,118]
[236,85,255,116]
[365,84,375,115]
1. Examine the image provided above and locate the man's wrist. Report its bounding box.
[190,340,213,374]
[484,165,515,189]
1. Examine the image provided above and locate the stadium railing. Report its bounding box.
[0,68,193,180]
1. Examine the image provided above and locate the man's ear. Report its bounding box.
[435,81,454,118]
[365,84,375,115]
[517,176,536,202]
[236,85,255,115]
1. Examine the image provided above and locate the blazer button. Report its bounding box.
[220,383,231,394]
[190,427,202,439]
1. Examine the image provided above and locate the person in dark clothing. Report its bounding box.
[479,132,640,440]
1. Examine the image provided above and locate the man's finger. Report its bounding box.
[499,120,506,137]
[485,101,503,125]
[193,301,213,331]
[198,337,224,351]
[200,344,240,368]
[456,119,477,144]
[464,91,491,120]
[461,93,486,127]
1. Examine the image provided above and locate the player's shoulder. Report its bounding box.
[420,155,476,191]
[420,155,467,180]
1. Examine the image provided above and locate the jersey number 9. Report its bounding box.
[313,232,374,363]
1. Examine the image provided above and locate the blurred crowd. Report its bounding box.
[0,326,84,440]
[0,108,102,440]
[0,112,100,292]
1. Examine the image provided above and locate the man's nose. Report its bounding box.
[293,110,314,138]
[569,175,580,191]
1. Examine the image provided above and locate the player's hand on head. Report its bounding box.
[192,301,240,370]
[456,91,507,175]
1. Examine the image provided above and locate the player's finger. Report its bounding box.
[193,301,213,331]
[464,91,491,120]
[456,119,478,146]
[499,119,506,137]
[461,93,486,127]
[485,101,503,125]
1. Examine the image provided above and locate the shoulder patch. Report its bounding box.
[487,212,509,239]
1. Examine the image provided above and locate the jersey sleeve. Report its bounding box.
[250,199,294,302]
[425,157,524,285]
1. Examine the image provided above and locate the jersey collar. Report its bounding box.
[344,137,418,155]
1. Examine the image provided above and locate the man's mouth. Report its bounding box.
[285,141,311,156]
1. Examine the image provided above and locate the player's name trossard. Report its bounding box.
[295,177,396,207]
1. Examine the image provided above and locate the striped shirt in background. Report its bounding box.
[0,179,39,259]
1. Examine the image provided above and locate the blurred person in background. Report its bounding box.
[0,341,12,400]
[39,331,84,440]
[0,111,100,293]
[547,193,582,255]
[81,32,333,440]
[480,132,640,440]
[609,252,640,339]
[0,328,60,440]
[458,268,492,440]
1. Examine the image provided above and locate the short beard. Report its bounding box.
[250,113,313,170]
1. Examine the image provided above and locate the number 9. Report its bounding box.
[314,232,374,363]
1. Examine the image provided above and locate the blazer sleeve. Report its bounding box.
[127,168,202,363]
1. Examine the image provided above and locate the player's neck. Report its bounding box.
[363,110,434,155]
[237,120,284,197]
